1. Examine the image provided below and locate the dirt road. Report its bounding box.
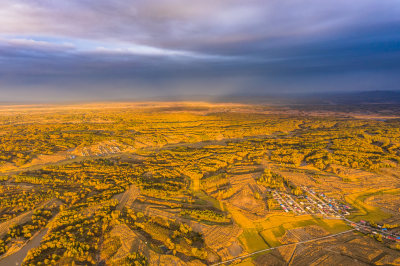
[0,228,48,266]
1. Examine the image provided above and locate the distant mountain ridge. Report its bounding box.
[216,91,400,104]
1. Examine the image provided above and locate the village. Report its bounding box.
[271,185,350,217]
[270,185,400,243]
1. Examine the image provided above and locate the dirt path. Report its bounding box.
[212,229,356,266]
[115,185,140,211]
[0,228,48,266]
[0,200,62,266]
[0,198,56,238]
[0,211,33,239]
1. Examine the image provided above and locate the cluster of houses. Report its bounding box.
[271,186,351,218]
[350,220,400,242]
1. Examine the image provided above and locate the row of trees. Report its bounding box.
[0,207,56,256]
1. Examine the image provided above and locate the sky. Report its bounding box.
[0,0,400,102]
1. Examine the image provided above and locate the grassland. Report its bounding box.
[346,189,400,222]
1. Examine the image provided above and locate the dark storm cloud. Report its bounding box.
[0,0,399,101]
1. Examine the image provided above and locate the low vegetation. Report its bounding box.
[0,103,399,265]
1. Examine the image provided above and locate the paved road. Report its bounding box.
[211,229,355,266]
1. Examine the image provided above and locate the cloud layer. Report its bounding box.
[0,0,400,101]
